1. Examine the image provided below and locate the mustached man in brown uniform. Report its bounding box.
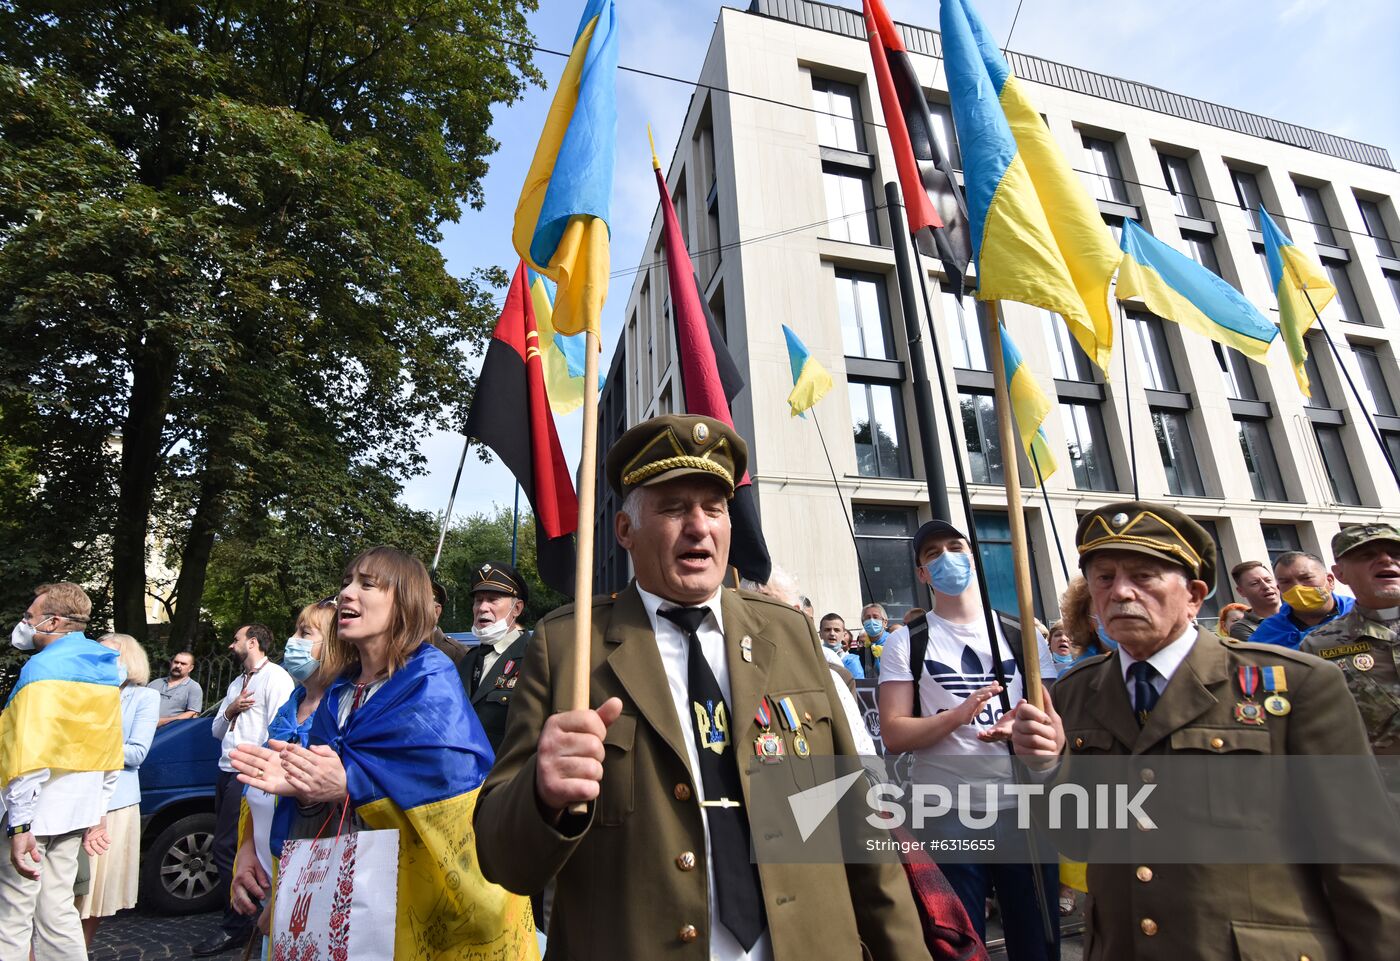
[1010,501,1400,960]
[475,414,930,960]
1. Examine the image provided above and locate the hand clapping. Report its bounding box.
[231,739,347,804]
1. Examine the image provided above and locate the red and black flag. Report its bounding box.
[653,164,773,584]
[465,262,579,595]
[864,0,972,294]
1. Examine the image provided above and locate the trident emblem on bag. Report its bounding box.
[288,891,313,936]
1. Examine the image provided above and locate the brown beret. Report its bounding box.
[1076,501,1216,586]
[605,414,746,498]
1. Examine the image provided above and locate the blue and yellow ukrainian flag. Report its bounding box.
[940,0,1121,373]
[309,644,537,961]
[999,324,1058,482]
[1260,206,1335,397]
[1116,219,1277,360]
[0,633,121,784]
[782,324,834,417]
[513,0,617,339]
[527,267,591,414]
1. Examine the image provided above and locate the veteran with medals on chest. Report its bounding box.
[1009,501,1400,961]
[475,414,929,961]
[456,561,531,754]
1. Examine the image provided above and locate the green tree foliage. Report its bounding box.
[0,1,539,641]
[435,507,569,634]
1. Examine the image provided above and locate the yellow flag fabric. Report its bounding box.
[1260,206,1335,396]
[0,678,122,784]
[359,789,538,961]
[1000,323,1058,482]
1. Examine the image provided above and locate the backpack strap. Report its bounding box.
[908,616,931,719]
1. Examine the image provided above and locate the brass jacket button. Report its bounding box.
[679,924,698,943]
[1140,918,1159,936]
[1135,865,1153,883]
[676,851,697,871]
[1210,736,1224,750]
[1140,768,1156,784]
[674,783,692,801]
[1073,736,1085,749]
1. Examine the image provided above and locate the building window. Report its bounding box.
[1312,423,1362,505]
[973,511,1045,621]
[854,505,920,618]
[1159,153,1204,219]
[1231,169,1264,230]
[836,270,894,359]
[811,78,865,152]
[1296,184,1337,246]
[1302,337,1333,408]
[850,381,912,478]
[1261,524,1302,565]
[1254,244,1277,309]
[1385,432,1400,480]
[823,167,878,245]
[1389,272,1400,315]
[1357,198,1396,258]
[1046,312,1096,381]
[946,288,987,369]
[1213,343,1259,401]
[673,180,689,248]
[1152,409,1206,496]
[1194,519,1231,619]
[1061,401,1117,491]
[1082,135,1129,204]
[959,391,1003,484]
[1131,312,1180,391]
[1182,231,1221,275]
[1236,419,1287,501]
[928,99,961,169]
[1322,259,1366,324]
[1353,343,1397,416]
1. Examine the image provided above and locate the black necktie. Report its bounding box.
[659,606,765,950]
[1127,661,1160,726]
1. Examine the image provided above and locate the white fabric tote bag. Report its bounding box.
[271,827,399,961]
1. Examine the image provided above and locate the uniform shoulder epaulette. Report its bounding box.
[1223,637,1331,667]
[538,591,619,626]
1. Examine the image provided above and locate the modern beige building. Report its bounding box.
[595,0,1400,625]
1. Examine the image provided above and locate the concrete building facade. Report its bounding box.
[595,0,1400,626]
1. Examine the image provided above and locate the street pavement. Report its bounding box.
[88,906,1082,959]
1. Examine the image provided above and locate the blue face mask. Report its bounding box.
[116,663,129,685]
[924,550,974,595]
[283,637,320,683]
[862,618,884,638]
[1051,650,1076,665]
[1094,623,1119,651]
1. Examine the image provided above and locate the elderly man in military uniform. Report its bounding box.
[454,562,531,753]
[1009,501,1400,960]
[1301,523,1400,755]
[475,414,929,960]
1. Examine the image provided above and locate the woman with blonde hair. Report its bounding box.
[78,634,160,943]
[227,597,337,950]
[231,546,538,960]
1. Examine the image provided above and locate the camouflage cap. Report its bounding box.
[1332,522,1400,560]
[1076,501,1216,586]
[605,414,746,498]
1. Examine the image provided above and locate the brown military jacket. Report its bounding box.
[1052,628,1400,961]
[1300,606,1400,754]
[474,584,930,961]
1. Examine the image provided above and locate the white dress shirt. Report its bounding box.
[1117,624,1198,710]
[211,656,295,772]
[636,586,772,961]
[478,625,525,682]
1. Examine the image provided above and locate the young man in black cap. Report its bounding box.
[877,517,1059,961]
[455,562,530,753]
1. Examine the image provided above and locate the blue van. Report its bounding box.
[137,710,222,914]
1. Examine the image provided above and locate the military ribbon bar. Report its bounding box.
[1237,666,1259,699]
[1261,665,1286,693]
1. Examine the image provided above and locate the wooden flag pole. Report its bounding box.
[985,303,1044,709]
[565,329,601,816]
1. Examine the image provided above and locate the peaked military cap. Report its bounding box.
[605,414,747,498]
[471,561,528,602]
[1076,501,1216,586]
[1332,522,1400,560]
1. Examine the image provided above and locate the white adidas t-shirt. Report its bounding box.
[880,611,1055,799]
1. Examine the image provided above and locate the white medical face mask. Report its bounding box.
[476,618,511,642]
[10,620,36,651]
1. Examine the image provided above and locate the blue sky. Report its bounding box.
[402,0,1400,521]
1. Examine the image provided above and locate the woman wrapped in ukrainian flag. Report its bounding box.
[231,546,537,961]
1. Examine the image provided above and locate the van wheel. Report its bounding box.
[140,812,221,915]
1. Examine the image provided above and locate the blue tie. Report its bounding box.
[1127,661,1160,726]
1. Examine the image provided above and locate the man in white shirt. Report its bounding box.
[878,519,1059,961]
[0,582,121,961]
[195,623,293,957]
